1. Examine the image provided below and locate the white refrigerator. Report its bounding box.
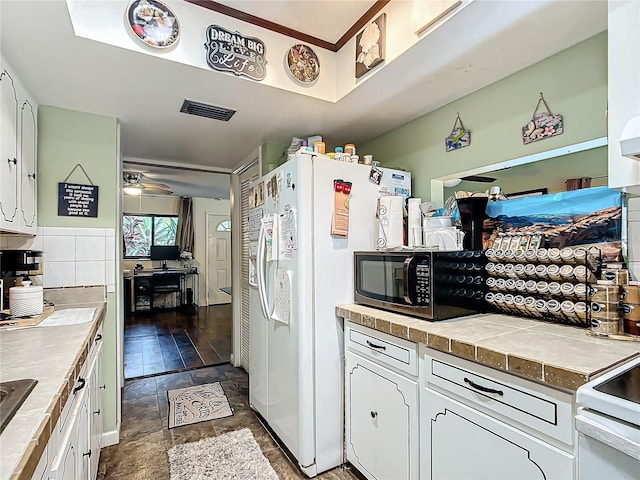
[247,151,411,477]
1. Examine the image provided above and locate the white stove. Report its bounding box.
[576,355,640,479]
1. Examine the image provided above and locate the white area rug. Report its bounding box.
[167,382,233,428]
[168,428,279,480]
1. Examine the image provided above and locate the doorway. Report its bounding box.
[206,213,232,305]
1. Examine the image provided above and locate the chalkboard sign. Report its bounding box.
[58,182,99,217]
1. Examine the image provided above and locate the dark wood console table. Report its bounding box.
[133,269,199,312]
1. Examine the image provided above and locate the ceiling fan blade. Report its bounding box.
[461,175,496,183]
[142,185,173,195]
[141,181,171,189]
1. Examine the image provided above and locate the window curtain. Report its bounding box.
[177,197,194,254]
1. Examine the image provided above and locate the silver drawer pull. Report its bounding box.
[366,340,386,350]
[464,377,504,396]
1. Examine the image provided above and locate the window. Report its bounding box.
[216,220,231,232]
[123,214,178,257]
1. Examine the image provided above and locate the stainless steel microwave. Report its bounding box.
[354,250,486,320]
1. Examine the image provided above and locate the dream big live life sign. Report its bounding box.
[204,25,266,81]
[58,183,99,218]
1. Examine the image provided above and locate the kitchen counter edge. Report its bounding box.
[336,304,640,391]
[2,303,106,480]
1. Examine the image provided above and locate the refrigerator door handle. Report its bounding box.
[257,222,269,319]
[248,256,258,288]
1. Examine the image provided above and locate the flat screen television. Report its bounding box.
[150,245,180,269]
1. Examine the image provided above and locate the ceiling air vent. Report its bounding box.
[180,99,236,122]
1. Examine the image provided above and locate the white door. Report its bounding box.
[206,213,232,305]
[237,162,260,371]
[422,388,574,479]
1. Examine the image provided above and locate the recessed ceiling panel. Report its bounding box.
[213,0,378,44]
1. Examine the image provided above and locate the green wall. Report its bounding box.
[37,106,119,435]
[38,106,118,226]
[360,32,608,201]
[444,146,608,198]
[262,140,289,174]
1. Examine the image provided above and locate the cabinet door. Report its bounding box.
[19,96,36,230]
[50,407,79,480]
[0,66,19,225]
[89,347,103,479]
[421,388,574,480]
[77,393,90,480]
[346,352,419,480]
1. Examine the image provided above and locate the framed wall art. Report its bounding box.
[286,44,320,85]
[356,13,386,78]
[126,0,179,48]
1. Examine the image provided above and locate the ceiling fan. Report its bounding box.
[460,175,497,183]
[443,175,497,187]
[123,172,173,196]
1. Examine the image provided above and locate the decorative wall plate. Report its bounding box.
[286,44,320,84]
[126,0,179,48]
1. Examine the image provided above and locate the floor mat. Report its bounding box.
[168,428,279,480]
[167,382,233,428]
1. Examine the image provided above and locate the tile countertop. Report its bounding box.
[336,304,640,391]
[0,294,106,480]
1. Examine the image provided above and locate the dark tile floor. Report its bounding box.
[97,364,359,479]
[124,305,232,379]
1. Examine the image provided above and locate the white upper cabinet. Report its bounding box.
[0,55,37,234]
[608,0,640,193]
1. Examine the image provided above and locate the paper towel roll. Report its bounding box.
[378,195,404,249]
[407,197,422,247]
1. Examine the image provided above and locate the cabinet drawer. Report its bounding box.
[346,321,417,377]
[424,348,574,446]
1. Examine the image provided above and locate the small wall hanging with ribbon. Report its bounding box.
[445,113,471,152]
[58,163,99,218]
[522,92,563,145]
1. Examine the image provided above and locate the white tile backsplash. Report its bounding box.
[43,235,76,261]
[43,262,76,287]
[105,236,116,261]
[42,227,74,236]
[75,228,105,237]
[37,226,115,289]
[105,260,116,284]
[628,261,640,283]
[627,220,640,262]
[76,261,106,286]
[76,236,106,261]
[628,197,640,211]
[31,234,43,251]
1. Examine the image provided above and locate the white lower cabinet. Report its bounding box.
[50,382,87,480]
[88,346,103,480]
[344,323,579,480]
[345,321,419,480]
[420,347,576,480]
[48,329,103,480]
[422,388,573,479]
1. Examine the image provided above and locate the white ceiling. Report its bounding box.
[0,0,607,199]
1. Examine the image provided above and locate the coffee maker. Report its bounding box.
[456,197,488,251]
[0,250,44,310]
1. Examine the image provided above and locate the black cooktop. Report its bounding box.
[595,363,640,405]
